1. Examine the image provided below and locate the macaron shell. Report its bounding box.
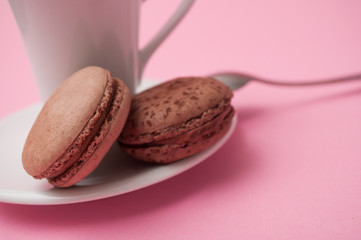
[120,77,233,144]
[22,66,110,177]
[50,78,131,187]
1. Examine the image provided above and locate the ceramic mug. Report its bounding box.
[9,0,195,100]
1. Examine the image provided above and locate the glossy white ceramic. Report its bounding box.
[8,0,195,99]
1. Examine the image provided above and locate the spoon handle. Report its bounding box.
[211,72,361,91]
[251,72,361,86]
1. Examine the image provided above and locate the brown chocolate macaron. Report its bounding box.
[22,66,131,188]
[118,77,234,163]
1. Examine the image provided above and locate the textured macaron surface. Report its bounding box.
[120,77,233,144]
[22,66,131,187]
[119,77,234,163]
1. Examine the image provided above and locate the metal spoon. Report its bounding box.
[210,71,361,91]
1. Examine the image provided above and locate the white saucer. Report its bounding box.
[0,80,237,205]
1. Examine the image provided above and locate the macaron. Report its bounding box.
[22,66,131,188]
[118,77,235,163]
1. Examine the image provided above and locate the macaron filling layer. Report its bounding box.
[48,78,125,187]
[147,105,234,146]
[120,101,234,158]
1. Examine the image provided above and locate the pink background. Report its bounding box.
[1,0,361,239]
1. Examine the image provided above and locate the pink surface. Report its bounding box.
[1,0,361,239]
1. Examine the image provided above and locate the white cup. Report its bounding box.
[9,0,195,100]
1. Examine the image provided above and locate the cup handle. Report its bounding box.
[138,0,195,78]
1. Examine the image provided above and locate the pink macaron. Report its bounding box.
[22,66,131,188]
